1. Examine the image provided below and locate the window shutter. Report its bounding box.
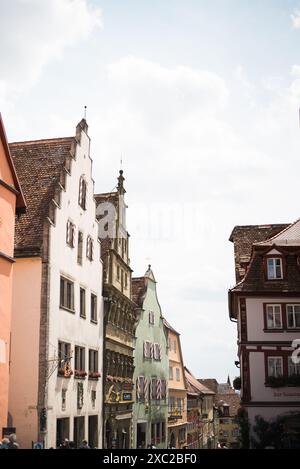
[79,177,83,205]
[157,379,162,400]
[150,343,154,359]
[144,377,149,401]
[66,221,70,244]
[136,377,141,400]
[72,224,75,248]
[143,341,147,358]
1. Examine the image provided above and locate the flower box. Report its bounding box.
[266,375,300,387]
[89,371,101,380]
[58,368,73,378]
[74,370,87,379]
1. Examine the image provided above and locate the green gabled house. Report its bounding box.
[132,266,169,449]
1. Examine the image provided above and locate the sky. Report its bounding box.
[2,0,300,382]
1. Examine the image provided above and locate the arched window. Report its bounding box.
[78,176,87,210]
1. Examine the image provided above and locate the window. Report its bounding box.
[91,294,97,323]
[78,176,87,210]
[143,341,152,359]
[80,288,86,318]
[149,311,155,325]
[75,346,85,371]
[173,340,177,353]
[287,305,300,328]
[91,390,96,409]
[58,341,71,372]
[267,356,283,378]
[89,349,99,373]
[151,378,157,400]
[77,231,83,265]
[86,236,94,261]
[153,343,162,361]
[60,277,74,311]
[137,376,146,401]
[222,431,229,438]
[117,265,120,281]
[169,366,174,380]
[66,220,75,247]
[267,258,283,280]
[62,389,67,411]
[125,273,128,288]
[266,304,282,329]
[176,368,180,381]
[288,356,300,376]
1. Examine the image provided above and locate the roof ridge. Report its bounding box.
[9,136,74,146]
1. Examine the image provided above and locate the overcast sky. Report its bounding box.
[2,0,300,382]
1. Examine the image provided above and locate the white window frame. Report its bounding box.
[286,304,300,329]
[288,356,300,376]
[267,257,283,280]
[267,356,283,378]
[266,304,282,329]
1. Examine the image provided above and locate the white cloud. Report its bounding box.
[0,0,102,103]
[291,8,300,28]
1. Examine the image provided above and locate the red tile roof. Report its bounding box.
[163,318,180,335]
[216,393,240,417]
[131,277,147,307]
[198,379,219,394]
[185,368,215,396]
[10,137,75,255]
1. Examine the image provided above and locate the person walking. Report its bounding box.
[7,434,19,449]
[79,440,90,449]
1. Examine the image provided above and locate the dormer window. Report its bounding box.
[267,257,283,280]
[78,176,87,210]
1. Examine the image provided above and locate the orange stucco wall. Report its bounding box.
[0,137,14,186]
[0,260,13,432]
[0,186,16,257]
[9,257,42,448]
[0,137,17,434]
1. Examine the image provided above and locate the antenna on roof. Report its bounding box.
[84,105,87,119]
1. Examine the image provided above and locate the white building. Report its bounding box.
[229,221,300,448]
[9,119,103,448]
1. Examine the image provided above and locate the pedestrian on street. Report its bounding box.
[0,438,9,449]
[79,440,90,449]
[7,434,19,449]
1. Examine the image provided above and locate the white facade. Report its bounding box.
[45,123,103,448]
[241,296,300,430]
